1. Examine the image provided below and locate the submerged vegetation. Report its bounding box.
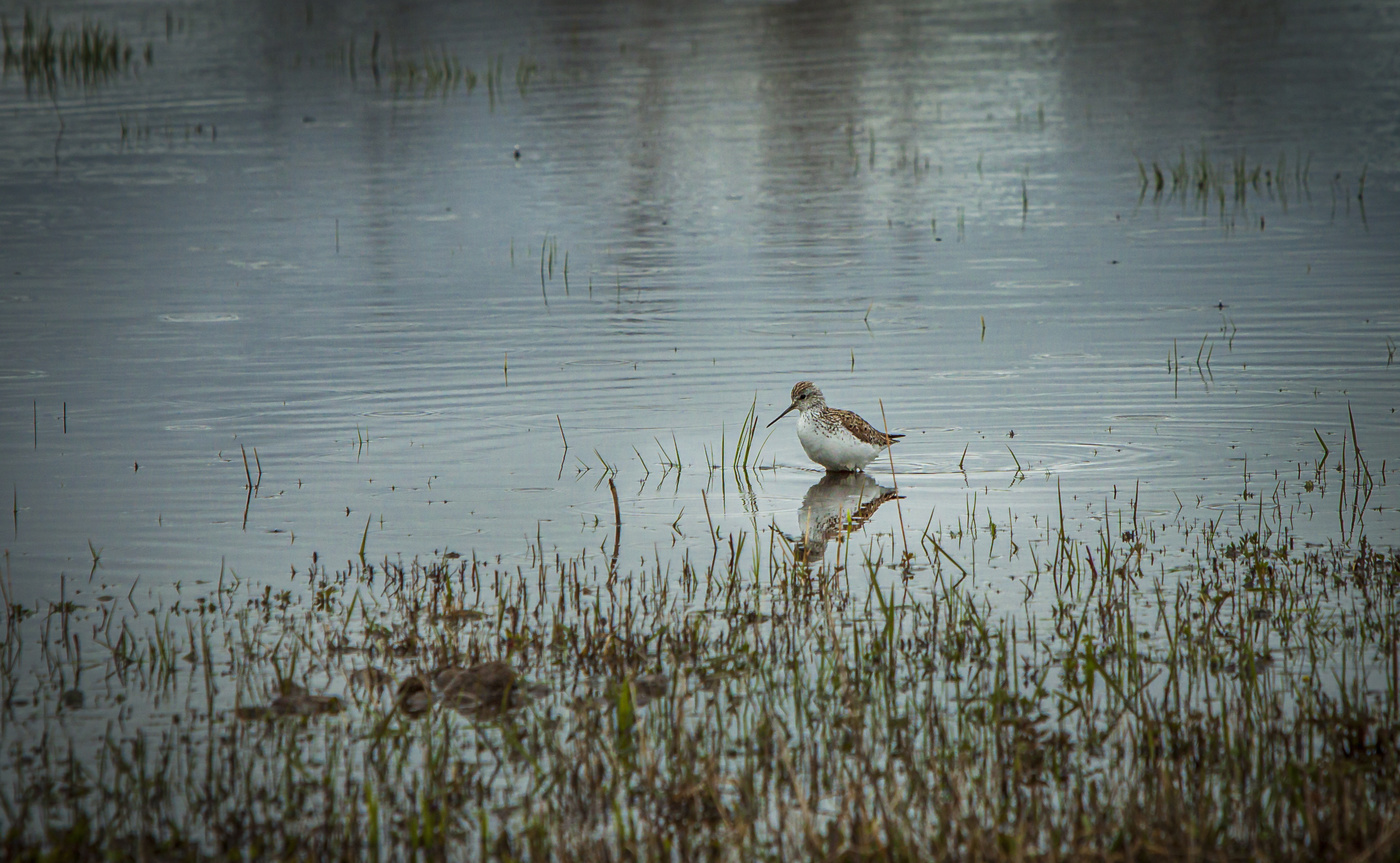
[2,430,1398,861]
[0,9,150,93]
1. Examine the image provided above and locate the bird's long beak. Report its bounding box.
[766,402,798,428]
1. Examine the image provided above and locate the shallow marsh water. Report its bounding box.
[1,0,1399,856]
[3,0,1397,607]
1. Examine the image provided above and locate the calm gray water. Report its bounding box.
[2,0,1398,610]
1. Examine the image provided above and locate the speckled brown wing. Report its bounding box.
[830,409,903,446]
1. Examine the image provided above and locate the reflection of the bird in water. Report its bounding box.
[790,471,900,565]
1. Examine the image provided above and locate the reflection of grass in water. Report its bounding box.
[2,423,1398,859]
[1,9,151,92]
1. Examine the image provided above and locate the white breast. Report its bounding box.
[796,410,884,471]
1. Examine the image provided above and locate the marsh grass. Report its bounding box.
[485,54,505,109]
[1136,146,1328,228]
[2,448,1399,860]
[387,48,476,97]
[516,56,538,97]
[1,9,148,93]
[728,396,767,474]
[345,35,516,98]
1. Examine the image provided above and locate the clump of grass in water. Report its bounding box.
[484,53,504,109]
[729,395,768,473]
[703,396,772,493]
[516,55,538,96]
[1137,145,1318,228]
[1,9,149,93]
[2,440,1399,859]
[387,47,476,97]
